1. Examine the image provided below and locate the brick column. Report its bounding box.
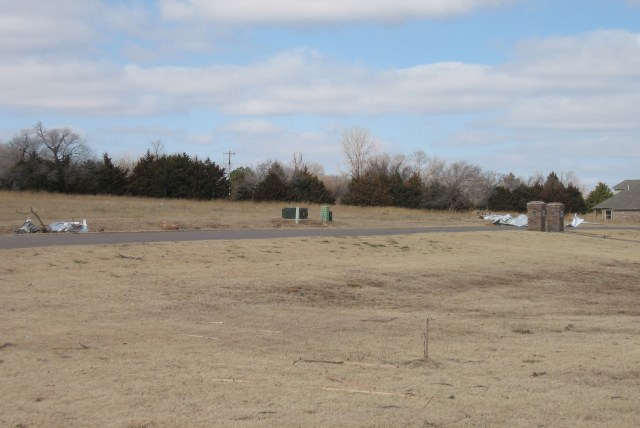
[527,201,546,232]
[546,202,565,233]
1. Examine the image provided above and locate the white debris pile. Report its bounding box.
[482,213,529,227]
[566,214,584,228]
[47,219,89,233]
[15,218,89,233]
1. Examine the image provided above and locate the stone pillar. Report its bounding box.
[527,201,546,232]
[546,202,565,233]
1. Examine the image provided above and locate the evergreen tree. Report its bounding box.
[253,163,295,201]
[128,152,228,199]
[539,172,566,203]
[97,153,128,195]
[291,168,335,204]
[564,183,587,213]
[585,182,613,210]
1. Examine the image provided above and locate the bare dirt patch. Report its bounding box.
[1,227,639,427]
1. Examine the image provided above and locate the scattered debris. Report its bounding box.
[360,316,397,322]
[566,214,585,228]
[484,210,592,229]
[16,207,47,230]
[15,207,89,233]
[482,213,528,227]
[327,376,375,390]
[16,219,42,234]
[160,222,180,230]
[47,219,88,233]
[294,358,344,365]
[211,378,255,384]
[312,386,415,397]
[116,253,145,261]
[183,334,218,340]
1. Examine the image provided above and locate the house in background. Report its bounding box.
[593,180,640,222]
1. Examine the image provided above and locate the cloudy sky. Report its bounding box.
[1,0,639,190]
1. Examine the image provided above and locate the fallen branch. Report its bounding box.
[312,386,415,397]
[327,376,375,390]
[344,361,399,369]
[294,358,344,365]
[360,316,397,322]
[183,334,218,340]
[211,378,255,384]
[0,342,16,350]
[78,342,89,350]
[423,395,437,408]
[16,207,48,231]
[116,253,145,260]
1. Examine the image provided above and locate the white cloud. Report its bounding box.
[221,120,284,135]
[0,1,103,53]
[158,0,513,25]
[1,29,640,138]
[216,119,341,168]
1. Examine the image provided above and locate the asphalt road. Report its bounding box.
[0,226,519,250]
[2,224,636,250]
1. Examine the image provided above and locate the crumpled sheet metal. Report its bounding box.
[47,219,89,233]
[566,214,584,228]
[16,218,42,234]
[482,213,528,227]
[15,218,89,233]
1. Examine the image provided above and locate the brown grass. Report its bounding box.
[1,192,639,427]
[0,190,483,234]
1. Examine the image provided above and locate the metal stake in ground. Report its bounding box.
[423,318,430,360]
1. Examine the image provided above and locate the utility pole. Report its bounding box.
[223,151,236,198]
[223,151,236,176]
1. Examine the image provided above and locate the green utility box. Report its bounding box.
[282,207,308,220]
[320,205,333,222]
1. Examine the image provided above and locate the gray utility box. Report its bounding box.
[282,207,308,220]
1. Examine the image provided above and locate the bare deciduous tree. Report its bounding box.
[8,130,38,161]
[423,155,447,184]
[32,122,91,165]
[150,139,165,157]
[342,126,377,179]
[411,150,429,177]
[6,122,93,191]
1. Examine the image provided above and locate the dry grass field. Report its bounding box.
[1,191,639,427]
[0,191,483,235]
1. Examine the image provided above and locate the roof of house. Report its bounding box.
[594,179,640,210]
[612,179,640,191]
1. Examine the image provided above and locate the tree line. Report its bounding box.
[0,123,614,212]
